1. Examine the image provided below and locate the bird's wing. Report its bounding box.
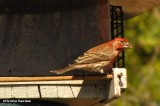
[75,45,113,64]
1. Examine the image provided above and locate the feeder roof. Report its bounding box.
[110,0,160,19]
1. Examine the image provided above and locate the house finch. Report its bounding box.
[50,37,132,74]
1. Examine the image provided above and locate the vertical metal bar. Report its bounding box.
[110,5,125,68]
[120,7,125,67]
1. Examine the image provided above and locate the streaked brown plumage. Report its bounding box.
[50,37,132,74]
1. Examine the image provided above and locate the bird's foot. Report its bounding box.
[50,70,59,74]
[99,69,104,74]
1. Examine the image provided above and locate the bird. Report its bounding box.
[50,37,132,74]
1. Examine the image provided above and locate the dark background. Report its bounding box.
[0,0,106,76]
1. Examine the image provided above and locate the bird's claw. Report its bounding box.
[99,69,104,74]
[50,70,58,74]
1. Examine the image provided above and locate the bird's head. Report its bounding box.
[113,37,132,51]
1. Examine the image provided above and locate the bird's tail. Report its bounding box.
[50,65,75,74]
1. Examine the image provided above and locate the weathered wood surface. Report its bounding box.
[0,85,106,99]
[0,68,127,106]
[0,85,39,98]
[0,0,110,76]
[105,68,127,103]
[0,74,113,82]
[0,80,105,85]
[0,68,126,99]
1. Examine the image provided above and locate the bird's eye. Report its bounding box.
[120,40,124,44]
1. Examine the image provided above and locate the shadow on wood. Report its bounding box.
[0,0,110,76]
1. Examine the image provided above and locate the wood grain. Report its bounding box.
[0,0,104,76]
[0,74,113,82]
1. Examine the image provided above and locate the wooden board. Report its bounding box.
[0,85,39,98]
[0,68,127,106]
[0,68,127,99]
[0,0,110,76]
[0,80,105,85]
[110,0,160,19]
[0,84,105,99]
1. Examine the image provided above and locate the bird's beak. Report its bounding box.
[123,42,132,49]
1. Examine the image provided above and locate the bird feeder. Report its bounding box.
[0,0,125,106]
[0,0,159,106]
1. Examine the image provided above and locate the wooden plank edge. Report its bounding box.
[0,74,113,82]
[0,80,106,85]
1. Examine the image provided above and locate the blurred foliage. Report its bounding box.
[109,6,160,106]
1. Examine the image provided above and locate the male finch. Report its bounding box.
[50,38,132,74]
